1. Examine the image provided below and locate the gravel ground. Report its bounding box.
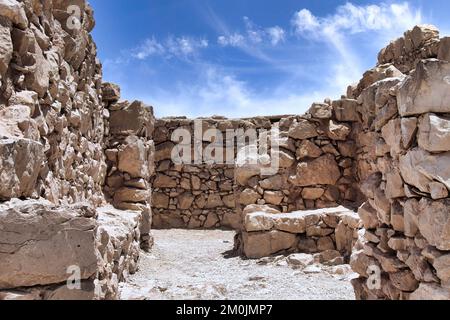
[119,229,357,300]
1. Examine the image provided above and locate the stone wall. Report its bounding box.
[1,0,449,301]
[151,116,276,229]
[234,110,360,226]
[0,0,153,300]
[0,200,143,300]
[238,205,361,261]
[349,27,450,300]
[103,92,156,251]
[0,0,107,206]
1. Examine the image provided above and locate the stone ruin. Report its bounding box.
[0,0,449,300]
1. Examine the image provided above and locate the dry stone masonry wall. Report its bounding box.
[1,0,449,301]
[349,26,450,300]
[103,88,156,251]
[152,116,276,229]
[0,0,152,300]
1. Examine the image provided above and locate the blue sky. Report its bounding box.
[89,0,450,118]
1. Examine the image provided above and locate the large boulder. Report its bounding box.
[0,138,44,200]
[0,200,98,289]
[242,231,297,259]
[0,22,13,78]
[118,136,151,179]
[102,82,120,102]
[438,37,450,62]
[418,113,450,152]
[0,0,28,29]
[398,59,450,116]
[109,101,154,137]
[399,148,450,193]
[417,198,450,251]
[292,155,341,186]
[288,120,318,140]
[332,99,360,122]
[410,283,450,300]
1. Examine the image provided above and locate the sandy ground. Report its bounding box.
[119,229,357,300]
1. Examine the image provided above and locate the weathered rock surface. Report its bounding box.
[0,200,97,289]
[0,138,44,199]
[398,60,450,116]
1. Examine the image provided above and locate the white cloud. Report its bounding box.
[132,36,208,60]
[218,17,285,48]
[129,65,345,119]
[292,9,320,34]
[266,26,285,45]
[291,2,423,95]
[132,37,165,60]
[166,36,208,57]
[218,33,245,47]
[292,2,422,38]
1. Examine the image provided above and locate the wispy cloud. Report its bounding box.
[266,26,286,45]
[128,64,341,119]
[218,16,285,48]
[132,36,208,60]
[103,1,427,119]
[291,2,423,87]
[292,2,422,40]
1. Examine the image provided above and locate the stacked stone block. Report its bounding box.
[350,27,450,300]
[151,117,274,229]
[0,0,153,300]
[234,106,360,229]
[238,205,361,260]
[102,90,156,251]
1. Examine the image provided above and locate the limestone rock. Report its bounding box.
[335,221,354,255]
[244,212,274,232]
[309,103,332,119]
[358,202,379,230]
[433,254,450,287]
[418,113,450,152]
[293,155,341,186]
[114,187,150,203]
[239,188,260,206]
[0,22,13,77]
[0,0,28,29]
[417,198,450,250]
[389,270,419,292]
[102,82,121,102]
[242,231,297,259]
[381,118,402,155]
[263,191,284,205]
[110,101,154,137]
[286,253,314,268]
[118,136,151,179]
[410,283,450,300]
[0,200,97,289]
[296,140,323,159]
[178,193,194,210]
[430,182,449,200]
[398,59,450,116]
[438,37,450,62]
[0,138,44,200]
[272,211,307,234]
[332,99,360,122]
[399,148,450,193]
[385,169,405,199]
[302,188,324,200]
[288,120,318,140]
[153,175,177,188]
[327,120,351,141]
[153,192,169,209]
